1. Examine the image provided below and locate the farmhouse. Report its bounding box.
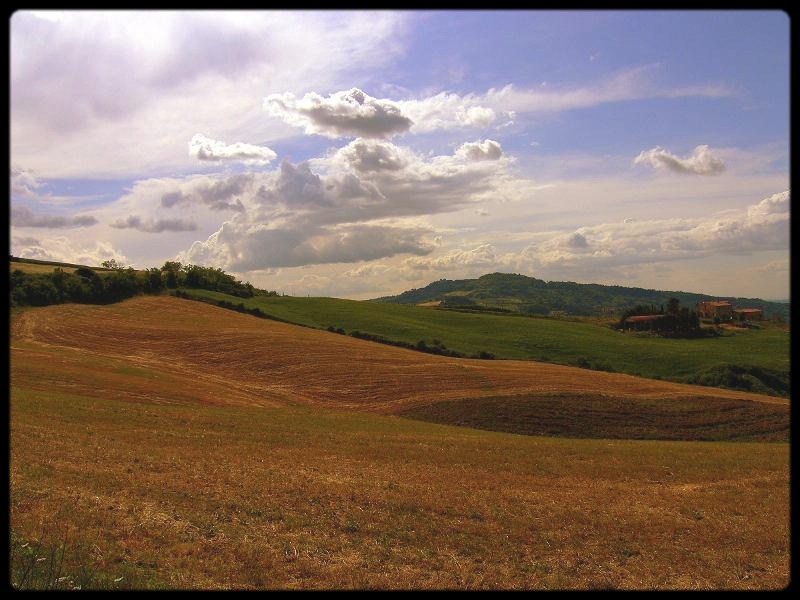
[732,308,763,321]
[696,300,733,319]
[621,314,668,330]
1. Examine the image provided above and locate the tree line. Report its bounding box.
[9,259,277,308]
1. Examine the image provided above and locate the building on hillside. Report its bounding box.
[621,314,668,331]
[696,300,733,320]
[732,308,763,321]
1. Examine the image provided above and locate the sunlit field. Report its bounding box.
[10,297,789,589]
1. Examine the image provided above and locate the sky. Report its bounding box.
[9,10,790,300]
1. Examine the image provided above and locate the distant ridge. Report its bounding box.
[372,272,790,321]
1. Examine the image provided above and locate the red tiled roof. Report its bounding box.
[625,315,667,322]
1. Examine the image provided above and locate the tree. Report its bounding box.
[101,259,124,269]
[161,261,183,288]
[666,297,681,316]
[144,268,163,293]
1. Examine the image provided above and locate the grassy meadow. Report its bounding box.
[179,289,790,396]
[9,297,790,589]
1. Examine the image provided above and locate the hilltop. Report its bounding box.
[372,272,790,321]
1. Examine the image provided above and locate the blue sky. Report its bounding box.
[10,10,790,300]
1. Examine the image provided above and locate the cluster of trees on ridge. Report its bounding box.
[9,258,277,308]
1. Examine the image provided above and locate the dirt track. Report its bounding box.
[10,296,788,413]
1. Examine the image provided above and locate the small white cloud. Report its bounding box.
[264,87,413,139]
[403,243,498,272]
[458,105,496,127]
[11,165,42,197]
[746,190,789,218]
[756,258,789,273]
[110,215,198,233]
[455,139,503,161]
[634,144,726,175]
[188,134,277,166]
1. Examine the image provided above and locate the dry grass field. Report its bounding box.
[9,296,790,589]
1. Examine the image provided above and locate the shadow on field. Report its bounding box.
[398,394,790,442]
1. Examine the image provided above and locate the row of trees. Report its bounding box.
[9,260,277,308]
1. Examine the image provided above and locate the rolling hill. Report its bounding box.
[10,296,790,589]
[372,272,791,321]
[179,288,790,398]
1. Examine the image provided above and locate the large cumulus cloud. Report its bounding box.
[177,139,515,271]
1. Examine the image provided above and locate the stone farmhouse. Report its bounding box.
[696,300,762,321]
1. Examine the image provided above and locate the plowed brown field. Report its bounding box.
[10,296,787,414]
[10,296,790,589]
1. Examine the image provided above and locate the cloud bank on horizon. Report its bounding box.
[10,10,790,300]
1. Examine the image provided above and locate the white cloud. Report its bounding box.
[746,190,789,217]
[403,243,498,272]
[11,11,410,178]
[273,66,733,140]
[11,165,42,197]
[10,235,128,267]
[188,134,277,165]
[634,144,726,175]
[509,189,789,272]
[110,215,199,233]
[263,88,413,139]
[398,66,732,134]
[455,139,503,161]
[177,139,518,271]
[399,190,789,282]
[160,174,251,211]
[396,91,497,133]
[11,205,98,228]
[756,258,789,273]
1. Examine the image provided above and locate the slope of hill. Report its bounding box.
[372,272,791,321]
[179,289,790,398]
[10,297,790,589]
[8,296,781,410]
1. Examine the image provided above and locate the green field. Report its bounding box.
[179,289,790,397]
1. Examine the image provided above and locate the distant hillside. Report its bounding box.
[373,272,791,321]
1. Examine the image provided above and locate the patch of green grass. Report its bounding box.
[179,289,790,396]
